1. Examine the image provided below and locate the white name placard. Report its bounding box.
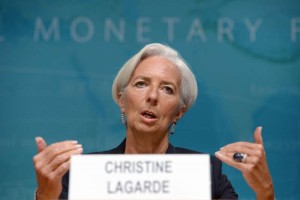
[69,154,211,200]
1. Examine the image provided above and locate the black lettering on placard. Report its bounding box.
[105,161,113,173]
[106,160,172,195]
[107,180,170,194]
[104,160,173,173]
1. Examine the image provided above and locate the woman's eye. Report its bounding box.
[135,81,147,88]
[163,86,174,94]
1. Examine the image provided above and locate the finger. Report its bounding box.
[215,151,246,171]
[220,151,248,161]
[49,146,83,171]
[36,140,79,166]
[221,141,258,151]
[49,159,72,182]
[42,140,78,156]
[254,126,263,145]
[216,149,266,175]
[220,142,262,156]
[35,137,47,153]
[220,144,264,158]
[45,141,82,163]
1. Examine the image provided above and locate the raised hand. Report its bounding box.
[33,137,83,200]
[215,127,274,200]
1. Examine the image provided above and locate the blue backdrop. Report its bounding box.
[0,0,299,199]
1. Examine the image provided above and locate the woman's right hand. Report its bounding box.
[33,137,83,200]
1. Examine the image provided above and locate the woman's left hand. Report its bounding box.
[215,127,275,200]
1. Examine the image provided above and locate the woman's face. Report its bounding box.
[118,56,186,136]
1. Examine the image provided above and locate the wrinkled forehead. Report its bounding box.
[131,56,181,84]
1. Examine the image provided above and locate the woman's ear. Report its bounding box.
[118,92,125,112]
[174,105,187,122]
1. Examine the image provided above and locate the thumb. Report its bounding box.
[254,126,263,145]
[35,136,47,153]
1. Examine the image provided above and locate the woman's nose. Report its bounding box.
[146,87,158,105]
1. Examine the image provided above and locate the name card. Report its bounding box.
[69,154,211,200]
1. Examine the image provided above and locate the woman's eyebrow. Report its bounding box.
[131,75,150,82]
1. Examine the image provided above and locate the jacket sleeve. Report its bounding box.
[211,156,238,199]
[58,171,69,200]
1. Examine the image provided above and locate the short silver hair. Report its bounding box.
[112,43,198,110]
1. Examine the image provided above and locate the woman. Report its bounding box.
[33,43,274,199]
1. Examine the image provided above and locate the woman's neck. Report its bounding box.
[125,131,169,154]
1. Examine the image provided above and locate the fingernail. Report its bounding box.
[71,140,78,144]
[78,148,83,154]
[76,144,82,148]
[220,147,225,151]
[215,151,223,157]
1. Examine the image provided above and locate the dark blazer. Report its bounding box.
[60,139,238,199]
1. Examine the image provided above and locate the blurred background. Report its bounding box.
[0,0,299,199]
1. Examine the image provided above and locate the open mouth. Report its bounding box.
[141,111,157,119]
